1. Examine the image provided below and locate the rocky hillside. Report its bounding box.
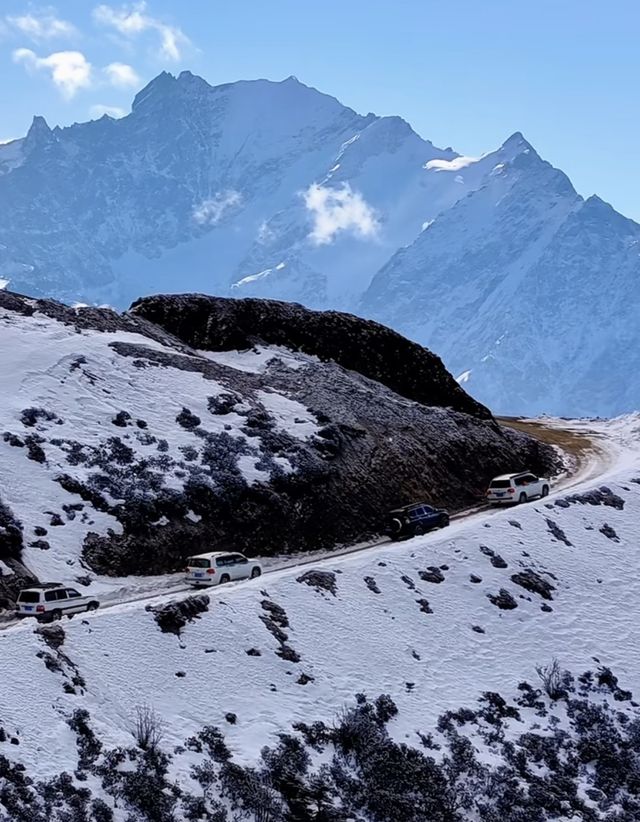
[0,291,557,592]
[130,293,490,419]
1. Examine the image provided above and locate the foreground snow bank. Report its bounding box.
[0,463,639,818]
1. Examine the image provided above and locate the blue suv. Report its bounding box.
[384,502,450,540]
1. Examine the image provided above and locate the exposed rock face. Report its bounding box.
[130,294,491,419]
[0,290,559,580]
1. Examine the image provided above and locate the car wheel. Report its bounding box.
[440,515,450,528]
[251,567,262,579]
[86,601,99,611]
[50,609,62,622]
[518,492,527,504]
[541,485,549,497]
[219,574,230,585]
[413,523,426,536]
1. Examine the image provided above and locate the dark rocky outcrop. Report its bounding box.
[511,569,555,600]
[297,570,338,596]
[488,589,518,610]
[147,595,210,635]
[130,294,491,419]
[555,486,625,510]
[545,518,573,547]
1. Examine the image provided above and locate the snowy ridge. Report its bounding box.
[0,302,321,588]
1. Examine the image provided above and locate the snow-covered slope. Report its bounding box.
[0,419,639,819]
[2,72,640,416]
[0,290,555,603]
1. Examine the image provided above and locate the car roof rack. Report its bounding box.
[23,582,63,589]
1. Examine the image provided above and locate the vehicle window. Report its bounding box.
[45,590,61,602]
[408,508,423,520]
[188,557,210,568]
[422,506,435,514]
[525,474,538,483]
[233,554,248,564]
[215,555,232,567]
[18,591,40,603]
[56,590,68,600]
[66,589,82,598]
[514,477,525,486]
[490,480,511,489]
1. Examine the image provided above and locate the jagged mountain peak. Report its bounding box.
[131,70,178,109]
[23,115,56,154]
[500,130,533,151]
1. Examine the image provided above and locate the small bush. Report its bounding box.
[132,705,165,753]
[536,658,567,700]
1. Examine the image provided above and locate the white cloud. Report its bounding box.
[5,11,77,41]
[93,2,190,61]
[303,183,379,245]
[104,61,140,87]
[13,48,92,99]
[193,191,243,225]
[90,103,127,119]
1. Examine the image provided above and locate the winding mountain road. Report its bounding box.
[2,415,637,630]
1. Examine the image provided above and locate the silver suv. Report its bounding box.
[15,584,100,621]
[486,471,550,505]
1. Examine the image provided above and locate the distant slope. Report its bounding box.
[361,146,640,416]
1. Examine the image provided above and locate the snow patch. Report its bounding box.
[424,155,480,172]
[193,190,242,225]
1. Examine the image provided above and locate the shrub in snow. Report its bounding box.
[20,407,57,428]
[132,705,165,754]
[535,658,567,701]
[111,410,131,428]
[24,434,46,463]
[67,709,103,771]
[176,407,201,430]
[1,666,639,820]
[2,432,24,448]
[207,392,240,416]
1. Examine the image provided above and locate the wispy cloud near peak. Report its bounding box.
[93,2,191,61]
[13,48,92,99]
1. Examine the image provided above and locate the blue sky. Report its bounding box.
[2,0,639,219]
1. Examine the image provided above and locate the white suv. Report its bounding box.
[486,471,550,505]
[185,552,262,587]
[15,584,100,621]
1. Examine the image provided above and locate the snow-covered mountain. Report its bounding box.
[1,71,639,416]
